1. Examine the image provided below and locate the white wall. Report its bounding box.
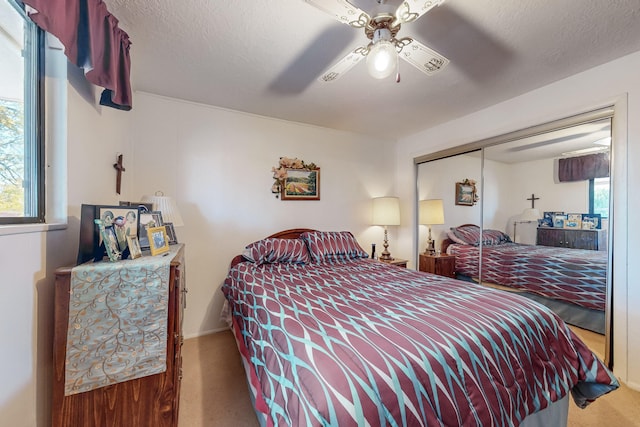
[130,93,396,337]
[0,56,133,426]
[416,153,482,251]
[396,50,640,389]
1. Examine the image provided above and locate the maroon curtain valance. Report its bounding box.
[23,0,132,110]
[558,152,609,182]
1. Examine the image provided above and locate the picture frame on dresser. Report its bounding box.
[139,211,164,250]
[127,235,143,259]
[147,226,170,256]
[582,213,602,229]
[77,204,141,264]
[165,222,178,245]
[565,213,582,229]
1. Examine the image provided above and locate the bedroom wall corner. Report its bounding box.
[129,93,396,338]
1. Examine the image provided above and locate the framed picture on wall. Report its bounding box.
[281,169,320,200]
[455,182,475,206]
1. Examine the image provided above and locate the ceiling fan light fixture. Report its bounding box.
[367,28,397,79]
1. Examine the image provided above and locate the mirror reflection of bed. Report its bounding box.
[416,114,611,362]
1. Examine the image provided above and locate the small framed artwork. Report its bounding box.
[281,169,320,200]
[119,201,153,213]
[95,219,121,262]
[147,226,170,256]
[582,213,602,229]
[553,214,567,228]
[540,212,554,227]
[164,222,178,245]
[565,213,582,229]
[139,211,164,249]
[98,205,140,253]
[78,204,140,264]
[127,235,143,259]
[455,182,476,206]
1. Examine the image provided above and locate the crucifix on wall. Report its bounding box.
[526,193,540,208]
[113,154,125,194]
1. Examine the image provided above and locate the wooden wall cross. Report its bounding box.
[527,193,540,208]
[113,154,125,194]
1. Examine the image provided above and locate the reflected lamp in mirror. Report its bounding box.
[141,191,184,227]
[513,208,541,243]
[419,199,445,255]
[372,197,400,261]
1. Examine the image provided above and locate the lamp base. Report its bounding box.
[379,227,393,261]
[424,238,436,255]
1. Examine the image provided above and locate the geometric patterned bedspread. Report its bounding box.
[447,243,607,311]
[222,258,617,426]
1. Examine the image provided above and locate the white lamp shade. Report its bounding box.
[141,192,184,226]
[520,208,541,222]
[419,199,445,225]
[372,197,400,226]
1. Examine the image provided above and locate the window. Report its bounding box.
[590,177,610,219]
[0,0,44,224]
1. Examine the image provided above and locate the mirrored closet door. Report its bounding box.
[416,110,612,364]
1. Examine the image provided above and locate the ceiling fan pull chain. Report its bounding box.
[396,59,401,83]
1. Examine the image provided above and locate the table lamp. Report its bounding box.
[372,196,400,261]
[419,199,445,254]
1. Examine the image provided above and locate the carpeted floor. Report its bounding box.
[178,328,640,426]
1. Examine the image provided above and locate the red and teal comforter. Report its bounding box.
[222,258,617,426]
[447,243,606,311]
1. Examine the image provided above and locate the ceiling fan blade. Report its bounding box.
[318,47,367,82]
[304,0,370,28]
[398,38,449,76]
[394,0,445,25]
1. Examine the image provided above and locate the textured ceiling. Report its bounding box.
[104,0,640,139]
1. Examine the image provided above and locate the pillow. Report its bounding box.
[482,229,512,245]
[301,231,369,263]
[243,238,310,265]
[447,225,512,246]
[447,225,481,245]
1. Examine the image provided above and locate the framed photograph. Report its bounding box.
[455,182,475,206]
[164,222,178,245]
[553,214,567,229]
[78,204,140,264]
[139,211,164,250]
[540,211,554,227]
[119,201,153,213]
[95,219,121,262]
[565,213,582,229]
[147,226,170,256]
[127,235,143,259]
[582,213,602,229]
[98,205,140,252]
[281,168,320,200]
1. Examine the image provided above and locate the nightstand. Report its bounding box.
[419,253,455,278]
[379,258,408,268]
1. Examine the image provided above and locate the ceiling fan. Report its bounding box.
[304,0,450,82]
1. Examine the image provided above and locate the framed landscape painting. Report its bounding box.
[455,182,475,206]
[281,169,320,200]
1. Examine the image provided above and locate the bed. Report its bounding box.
[442,224,607,334]
[222,228,617,426]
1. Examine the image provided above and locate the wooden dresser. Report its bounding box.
[536,227,606,250]
[52,244,186,427]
